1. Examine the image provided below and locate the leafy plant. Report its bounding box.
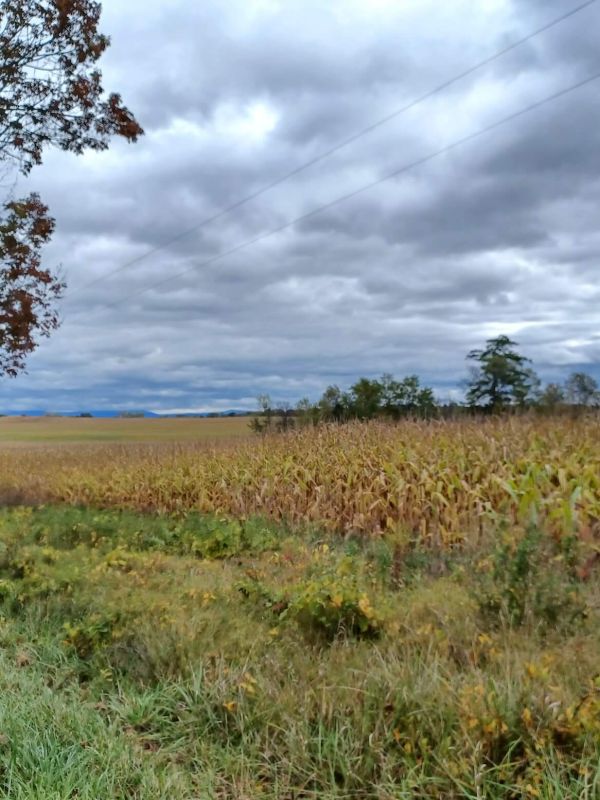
[285,572,383,639]
[240,554,384,640]
[474,528,587,629]
[63,612,122,660]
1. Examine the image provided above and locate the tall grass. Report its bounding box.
[0,505,598,798]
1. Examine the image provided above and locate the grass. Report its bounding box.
[0,415,252,443]
[0,504,598,798]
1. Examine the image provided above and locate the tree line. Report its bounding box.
[251,335,600,432]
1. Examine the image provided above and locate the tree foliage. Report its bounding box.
[293,374,437,428]
[250,395,296,434]
[379,373,436,419]
[349,378,382,421]
[466,336,538,411]
[318,385,349,423]
[565,372,599,407]
[0,0,143,174]
[0,193,61,375]
[538,382,565,411]
[0,0,142,376]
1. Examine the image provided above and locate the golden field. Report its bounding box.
[1,415,598,542]
[0,414,251,443]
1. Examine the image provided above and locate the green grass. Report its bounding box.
[0,506,598,798]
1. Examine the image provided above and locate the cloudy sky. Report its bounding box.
[2,0,600,412]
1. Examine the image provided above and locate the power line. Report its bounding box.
[68,0,597,298]
[82,69,599,316]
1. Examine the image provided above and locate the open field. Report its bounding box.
[0,415,252,444]
[0,417,599,798]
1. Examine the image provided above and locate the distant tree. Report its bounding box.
[275,402,295,433]
[249,395,297,434]
[538,382,566,411]
[565,372,599,407]
[466,336,538,411]
[318,385,349,423]
[513,367,541,407]
[296,397,319,427]
[380,373,436,418]
[249,394,273,434]
[0,0,143,376]
[254,372,437,432]
[349,377,382,420]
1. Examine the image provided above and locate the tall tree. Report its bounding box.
[0,0,143,376]
[466,335,538,411]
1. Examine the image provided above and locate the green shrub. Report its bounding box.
[285,572,383,639]
[239,554,384,640]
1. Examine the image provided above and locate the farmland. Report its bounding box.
[0,414,251,444]
[0,416,599,798]
[2,416,599,538]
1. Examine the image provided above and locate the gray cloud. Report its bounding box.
[1,0,598,413]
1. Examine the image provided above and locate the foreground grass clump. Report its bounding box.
[1,416,599,541]
[0,505,599,798]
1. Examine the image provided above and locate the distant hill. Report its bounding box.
[0,410,160,418]
[162,410,251,418]
[0,409,251,418]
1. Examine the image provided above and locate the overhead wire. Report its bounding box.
[82,69,600,316]
[67,0,598,299]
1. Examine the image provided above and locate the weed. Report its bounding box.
[63,611,122,659]
[474,527,588,630]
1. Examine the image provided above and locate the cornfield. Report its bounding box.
[1,417,599,543]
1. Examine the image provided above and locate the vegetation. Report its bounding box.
[0,503,597,797]
[0,407,599,796]
[465,336,540,411]
[256,374,437,431]
[250,337,599,433]
[0,417,598,539]
[0,6,594,796]
[0,0,142,376]
[565,372,600,407]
